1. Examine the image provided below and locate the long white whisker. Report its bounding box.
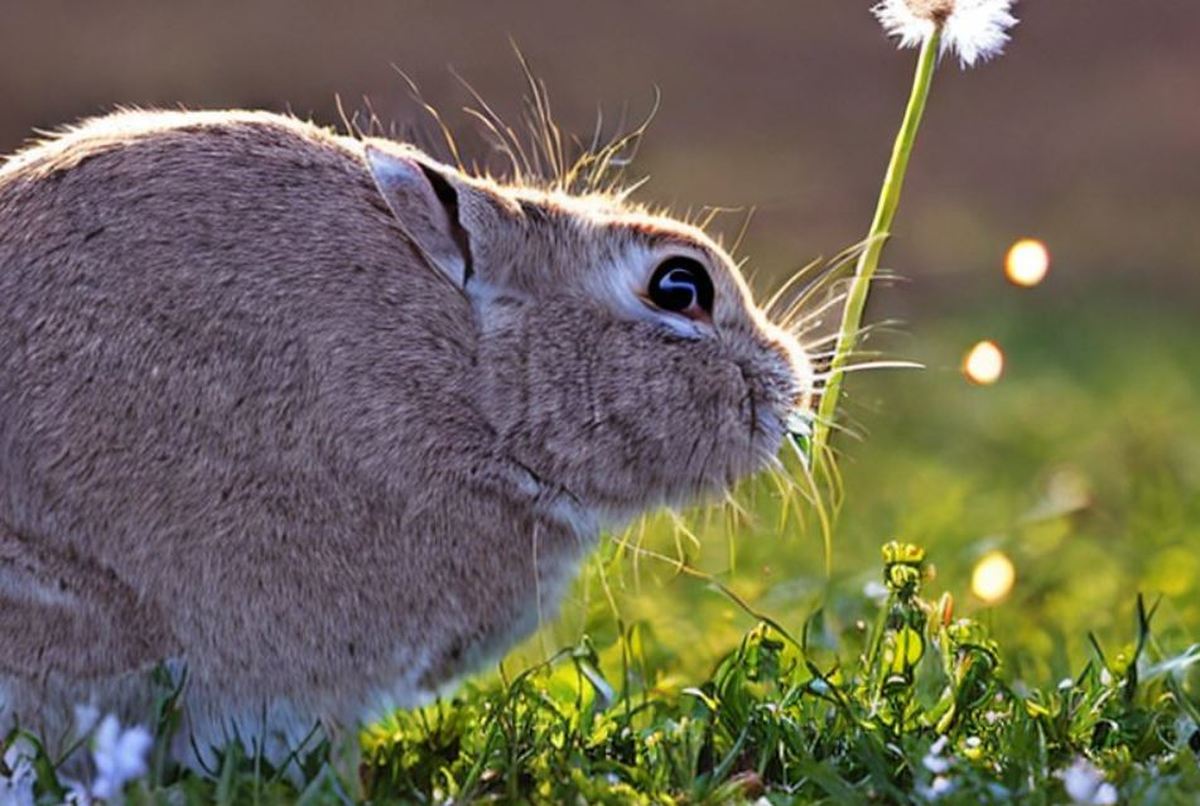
[781,279,858,331]
[763,257,824,315]
[813,360,924,376]
[783,291,849,331]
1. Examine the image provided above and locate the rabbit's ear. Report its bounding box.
[365,144,473,288]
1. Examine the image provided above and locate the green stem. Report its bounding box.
[812,29,941,461]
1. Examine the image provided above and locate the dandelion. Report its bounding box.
[882,541,926,599]
[810,0,1019,463]
[90,715,153,800]
[873,0,1019,68]
[1059,758,1118,805]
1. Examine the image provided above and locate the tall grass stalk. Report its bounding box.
[811,28,941,462]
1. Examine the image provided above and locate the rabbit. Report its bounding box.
[0,109,813,769]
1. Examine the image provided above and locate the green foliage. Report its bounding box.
[359,543,1200,803]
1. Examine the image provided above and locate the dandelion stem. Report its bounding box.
[812,28,941,461]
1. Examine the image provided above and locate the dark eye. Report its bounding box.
[648,257,714,318]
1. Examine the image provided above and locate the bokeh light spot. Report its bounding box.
[1005,238,1050,287]
[963,340,1004,385]
[972,551,1016,603]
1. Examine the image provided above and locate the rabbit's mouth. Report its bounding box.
[735,343,815,467]
[750,395,813,462]
[785,409,816,468]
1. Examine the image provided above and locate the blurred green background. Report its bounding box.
[4,1,1197,683]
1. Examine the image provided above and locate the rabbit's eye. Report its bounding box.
[648,257,714,319]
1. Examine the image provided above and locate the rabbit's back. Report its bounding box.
[0,110,476,552]
[0,112,501,735]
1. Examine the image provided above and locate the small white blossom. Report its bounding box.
[922,735,951,774]
[916,773,956,800]
[62,778,93,806]
[1059,758,1118,805]
[872,0,1018,68]
[90,715,153,800]
[929,775,954,797]
[1,738,37,806]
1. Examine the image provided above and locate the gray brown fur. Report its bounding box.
[0,110,811,765]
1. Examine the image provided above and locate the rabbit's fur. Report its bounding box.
[0,110,811,765]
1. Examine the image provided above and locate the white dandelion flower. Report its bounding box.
[872,0,1018,68]
[90,715,153,800]
[813,0,1018,458]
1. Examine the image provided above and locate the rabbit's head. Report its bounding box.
[366,142,813,523]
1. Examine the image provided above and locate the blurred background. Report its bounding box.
[4,1,1197,682]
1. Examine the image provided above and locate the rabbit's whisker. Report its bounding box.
[811,359,924,379]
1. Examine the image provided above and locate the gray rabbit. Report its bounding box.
[0,110,813,766]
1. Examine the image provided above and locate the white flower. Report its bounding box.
[872,0,1018,68]
[1,737,37,806]
[922,735,951,774]
[90,715,153,800]
[61,778,93,806]
[916,773,956,800]
[1059,758,1119,805]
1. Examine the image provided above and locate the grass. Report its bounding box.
[5,297,1200,803]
